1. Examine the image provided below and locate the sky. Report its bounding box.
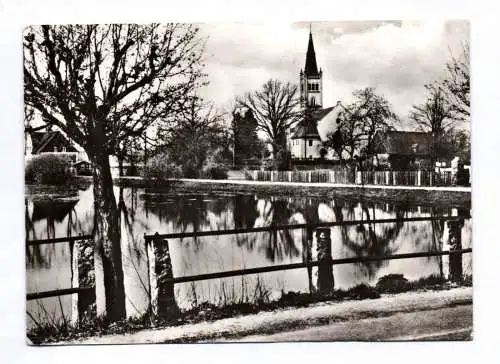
[197,20,469,129]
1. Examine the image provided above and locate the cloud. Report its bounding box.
[198,21,469,125]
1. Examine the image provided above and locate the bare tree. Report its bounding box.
[437,43,470,122]
[158,95,229,177]
[353,88,398,158]
[331,88,397,166]
[236,79,301,159]
[24,24,206,320]
[324,114,364,163]
[409,86,454,166]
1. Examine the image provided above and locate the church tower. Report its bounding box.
[300,28,323,109]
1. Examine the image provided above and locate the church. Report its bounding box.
[287,29,345,161]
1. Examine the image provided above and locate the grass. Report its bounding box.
[26,273,471,345]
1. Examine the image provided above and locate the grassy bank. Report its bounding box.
[103,177,471,208]
[27,274,472,345]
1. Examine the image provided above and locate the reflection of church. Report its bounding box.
[287,29,345,160]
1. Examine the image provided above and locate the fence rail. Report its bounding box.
[26,234,93,246]
[248,169,461,187]
[144,215,470,242]
[144,213,471,313]
[156,249,472,285]
[27,287,94,301]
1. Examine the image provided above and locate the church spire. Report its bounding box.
[304,26,319,76]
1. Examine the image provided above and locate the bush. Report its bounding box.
[142,153,182,185]
[375,274,410,293]
[200,151,228,180]
[202,166,228,180]
[25,154,74,185]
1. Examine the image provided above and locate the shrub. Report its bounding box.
[200,152,228,180]
[142,153,182,185]
[202,165,228,180]
[375,274,410,293]
[25,154,74,185]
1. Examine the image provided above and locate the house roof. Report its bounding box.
[291,107,335,140]
[373,130,432,156]
[304,31,319,76]
[32,131,60,154]
[31,131,76,154]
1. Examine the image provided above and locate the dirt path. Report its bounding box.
[60,287,472,345]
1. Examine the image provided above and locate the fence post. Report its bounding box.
[288,171,292,182]
[147,232,179,318]
[253,170,257,181]
[385,171,389,185]
[447,220,464,283]
[305,227,314,293]
[70,240,80,325]
[316,228,334,295]
[393,171,397,185]
[417,170,422,186]
[70,237,96,326]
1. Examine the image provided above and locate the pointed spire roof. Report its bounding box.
[304,28,319,76]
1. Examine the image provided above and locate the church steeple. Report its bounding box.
[304,28,319,76]
[299,25,323,109]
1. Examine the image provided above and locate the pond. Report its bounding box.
[25,184,472,328]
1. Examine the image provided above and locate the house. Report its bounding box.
[371,130,433,170]
[286,29,345,160]
[25,129,89,163]
[73,160,92,176]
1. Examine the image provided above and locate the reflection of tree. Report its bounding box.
[233,195,260,250]
[430,207,446,278]
[338,201,406,279]
[142,192,210,233]
[26,197,79,268]
[260,200,300,262]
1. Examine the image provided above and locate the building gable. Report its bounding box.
[32,131,78,154]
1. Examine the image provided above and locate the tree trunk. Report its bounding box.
[271,143,278,161]
[118,154,124,177]
[89,144,126,321]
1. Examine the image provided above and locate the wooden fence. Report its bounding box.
[26,234,94,324]
[26,214,471,320]
[249,169,457,187]
[143,214,471,315]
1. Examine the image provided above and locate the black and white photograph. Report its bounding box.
[22,20,473,345]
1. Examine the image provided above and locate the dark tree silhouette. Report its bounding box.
[436,43,470,123]
[24,24,206,320]
[157,96,229,178]
[409,86,454,167]
[325,88,397,166]
[237,79,301,159]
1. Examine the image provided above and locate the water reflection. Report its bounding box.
[25,185,472,327]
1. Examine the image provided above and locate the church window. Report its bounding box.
[309,140,313,146]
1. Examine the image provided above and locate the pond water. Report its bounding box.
[25,185,472,328]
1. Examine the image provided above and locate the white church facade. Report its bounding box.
[287,29,345,160]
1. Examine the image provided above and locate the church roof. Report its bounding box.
[304,31,320,76]
[291,107,335,140]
